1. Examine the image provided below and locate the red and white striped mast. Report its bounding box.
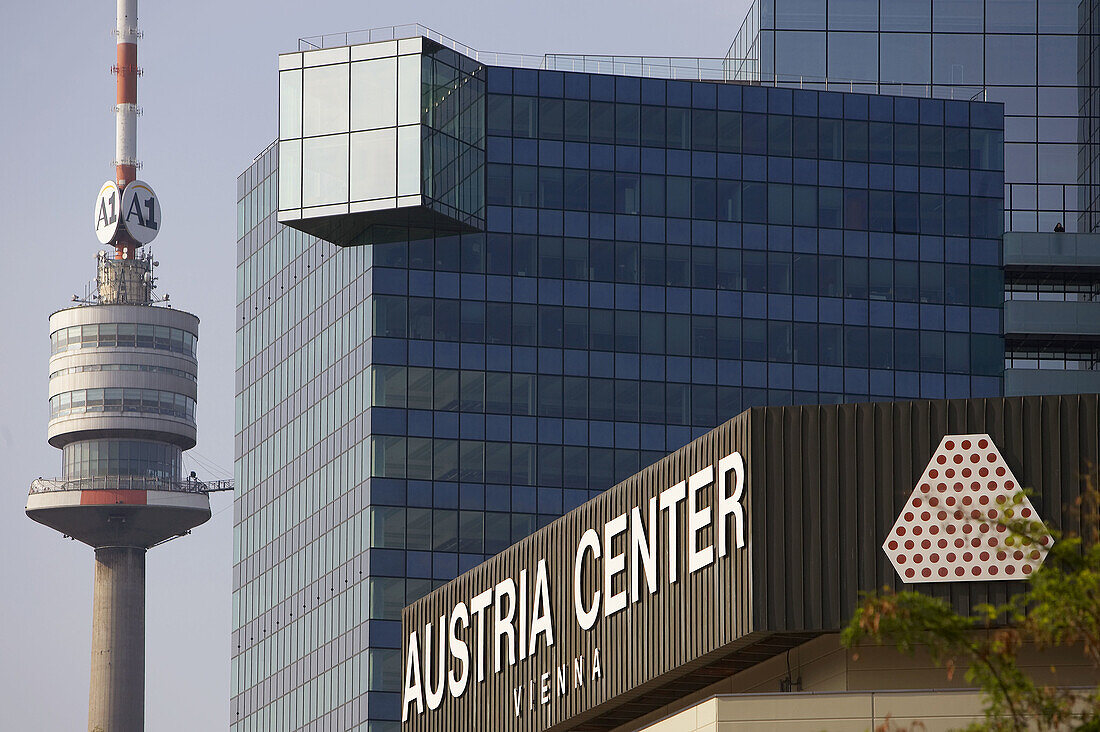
[115,0,140,200]
[94,0,161,260]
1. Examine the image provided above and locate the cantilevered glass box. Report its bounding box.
[278,36,485,244]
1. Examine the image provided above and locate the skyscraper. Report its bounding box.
[233,26,1005,731]
[728,0,1100,394]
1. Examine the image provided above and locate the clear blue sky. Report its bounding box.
[0,1,748,728]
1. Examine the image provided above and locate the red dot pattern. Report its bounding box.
[883,433,1052,584]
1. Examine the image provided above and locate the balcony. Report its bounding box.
[1004,232,1100,273]
[1004,368,1100,397]
[1003,300,1100,343]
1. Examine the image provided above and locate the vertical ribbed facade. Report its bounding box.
[402,393,1100,732]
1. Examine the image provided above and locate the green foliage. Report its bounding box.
[842,481,1100,731]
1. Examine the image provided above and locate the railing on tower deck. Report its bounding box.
[29,476,234,495]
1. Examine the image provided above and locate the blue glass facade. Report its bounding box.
[726,0,1100,398]
[233,41,1004,731]
[728,0,1100,233]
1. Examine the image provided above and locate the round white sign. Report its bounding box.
[94,181,121,244]
[120,180,161,245]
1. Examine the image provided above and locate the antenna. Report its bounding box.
[94,0,161,261]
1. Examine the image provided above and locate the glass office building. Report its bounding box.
[233,29,1004,731]
[729,0,1098,233]
[727,0,1100,398]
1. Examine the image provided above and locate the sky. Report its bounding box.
[0,0,749,728]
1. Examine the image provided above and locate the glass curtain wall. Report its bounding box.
[234,66,1003,732]
[735,0,1098,232]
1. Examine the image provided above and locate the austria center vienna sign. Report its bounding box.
[402,453,747,723]
[402,396,1099,732]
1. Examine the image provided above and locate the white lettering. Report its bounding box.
[402,630,423,721]
[717,452,747,555]
[424,616,447,710]
[630,497,658,602]
[557,663,567,696]
[470,588,493,682]
[512,685,523,717]
[529,559,555,654]
[688,466,715,574]
[494,578,517,672]
[574,656,585,688]
[574,529,601,630]
[540,672,551,704]
[603,513,628,617]
[592,647,602,680]
[447,602,469,699]
[518,568,528,661]
[659,481,686,583]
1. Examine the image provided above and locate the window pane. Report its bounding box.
[352,57,397,131]
[277,140,302,210]
[931,0,982,31]
[1038,0,1080,32]
[986,35,1036,85]
[279,69,302,139]
[827,0,877,30]
[397,125,420,197]
[301,135,348,207]
[1038,35,1078,86]
[350,129,396,201]
[774,0,826,29]
[880,33,930,85]
[985,0,1035,32]
[932,34,983,85]
[881,0,930,31]
[302,64,350,137]
[775,31,826,81]
[827,32,878,82]
[397,54,421,126]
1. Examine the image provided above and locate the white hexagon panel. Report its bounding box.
[883,434,1053,584]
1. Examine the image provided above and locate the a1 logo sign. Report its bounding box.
[94,181,121,245]
[120,180,161,245]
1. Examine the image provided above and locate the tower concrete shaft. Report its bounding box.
[89,546,146,732]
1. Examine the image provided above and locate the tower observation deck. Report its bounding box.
[25,1,229,730]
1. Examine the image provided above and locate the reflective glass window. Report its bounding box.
[350,129,396,201]
[279,69,302,139]
[774,0,826,29]
[302,64,349,137]
[396,54,421,126]
[352,57,397,131]
[302,135,349,207]
[986,35,1036,85]
[827,32,878,82]
[1037,35,1078,86]
[880,34,931,85]
[932,34,983,85]
[827,0,878,30]
[1038,0,1081,32]
[881,0,931,31]
[931,0,983,32]
[985,0,1035,32]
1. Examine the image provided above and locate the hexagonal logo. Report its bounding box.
[883,434,1053,583]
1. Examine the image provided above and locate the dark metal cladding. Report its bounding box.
[402,394,1100,732]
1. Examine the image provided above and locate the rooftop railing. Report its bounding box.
[29,476,234,495]
[294,24,992,94]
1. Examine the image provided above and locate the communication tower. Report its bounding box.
[25,2,230,730]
